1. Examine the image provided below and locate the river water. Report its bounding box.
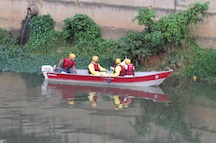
[0,72,216,143]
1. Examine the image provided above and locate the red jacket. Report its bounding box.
[62,58,75,70]
[88,62,99,74]
[126,64,134,76]
[114,65,126,76]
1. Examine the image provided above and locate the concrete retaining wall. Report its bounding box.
[0,0,216,48]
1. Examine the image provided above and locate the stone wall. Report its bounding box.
[0,0,216,48]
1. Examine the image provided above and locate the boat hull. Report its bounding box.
[44,70,172,87]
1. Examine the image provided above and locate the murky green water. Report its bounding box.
[0,72,216,143]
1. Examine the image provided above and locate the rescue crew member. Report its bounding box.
[125,59,135,76]
[88,56,108,76]
[56,53,77,74]
[110,58,126,77]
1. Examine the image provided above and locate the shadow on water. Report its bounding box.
[0,73,216,143]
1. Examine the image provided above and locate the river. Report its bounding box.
[0,72,215,143]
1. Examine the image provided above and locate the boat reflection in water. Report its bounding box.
[41,81,170,109]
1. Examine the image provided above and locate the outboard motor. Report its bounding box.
[41,65,54,79]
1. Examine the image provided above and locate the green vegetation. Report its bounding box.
[24,14,59,53]
[62,14,101,42]
[186,48,216,84]
[0,2,215,84]
[114,2,209,66]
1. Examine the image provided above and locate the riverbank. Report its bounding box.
[0,2,215,84]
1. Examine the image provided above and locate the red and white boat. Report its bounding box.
[41,65,173,87]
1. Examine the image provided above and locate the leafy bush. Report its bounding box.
[113,2,209,66]
[62,14,101,42]
[0,28,19,48]
[29,14,55,39]
[26,14,58,53]
[132,7,156,27]
[154,12,189,46]
[113,32,151,65]
[184,2,209,24]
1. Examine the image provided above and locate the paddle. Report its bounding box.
[106,76,111,84]
[106,70,112,84]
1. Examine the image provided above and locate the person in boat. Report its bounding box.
[110,58,126,77]
[124,58,135,76]
[88,56,108,76]
[56,53,77,74]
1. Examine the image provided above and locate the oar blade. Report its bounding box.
[106,78,111,84]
